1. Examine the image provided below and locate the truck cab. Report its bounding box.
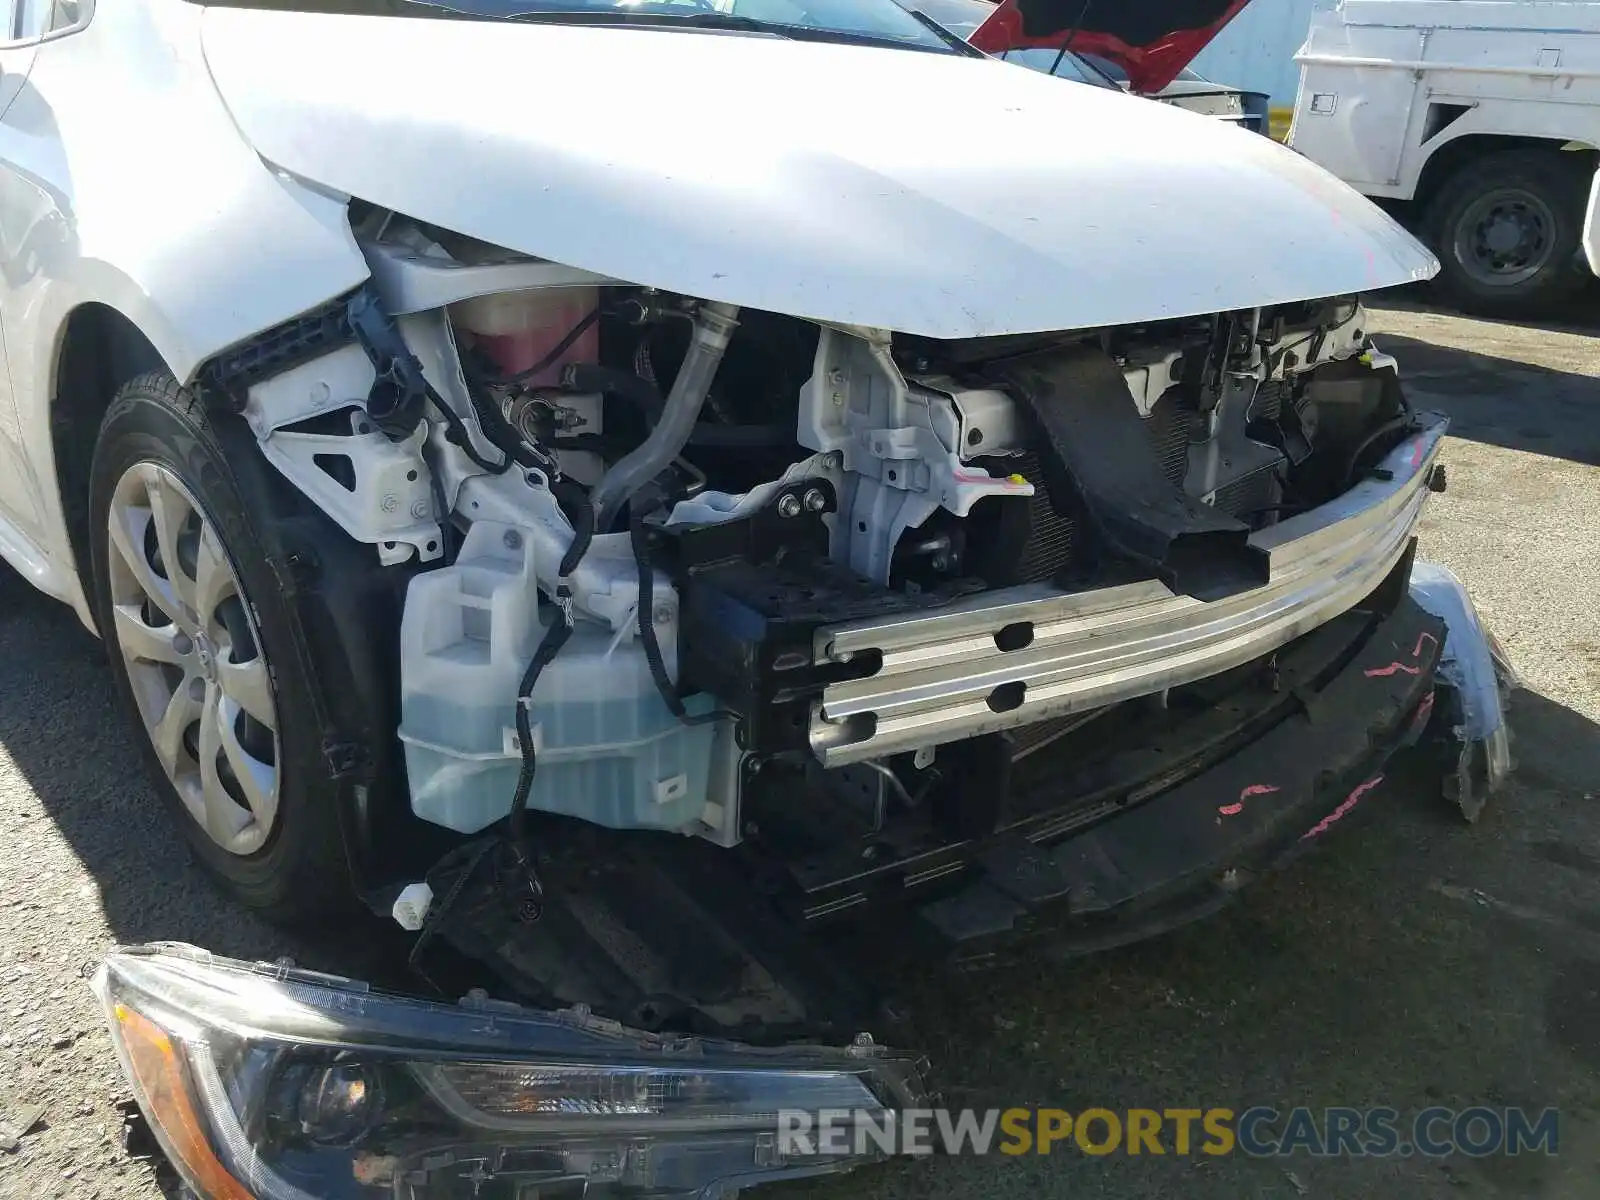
[1290,0,1600,315]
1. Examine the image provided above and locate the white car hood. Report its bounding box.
[201,10,1436,339]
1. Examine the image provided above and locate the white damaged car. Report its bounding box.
[0,0,1512,1194]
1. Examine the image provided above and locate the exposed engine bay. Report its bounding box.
[213,210,1437,953]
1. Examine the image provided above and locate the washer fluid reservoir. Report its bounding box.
[398,521,715,835]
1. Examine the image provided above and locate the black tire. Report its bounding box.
[88,372,395,921]
[1424,148,1592,317]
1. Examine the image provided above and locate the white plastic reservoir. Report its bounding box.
[399,521,715,835]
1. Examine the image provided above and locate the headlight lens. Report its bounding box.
[94,944,925,1199]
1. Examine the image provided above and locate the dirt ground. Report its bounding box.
[0,298,1597,1199]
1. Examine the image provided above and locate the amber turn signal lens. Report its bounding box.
[113,1003,255,1200]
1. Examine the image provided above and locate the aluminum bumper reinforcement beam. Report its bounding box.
[809,412,1447,766]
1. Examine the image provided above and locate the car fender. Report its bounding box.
[0,0,368,614]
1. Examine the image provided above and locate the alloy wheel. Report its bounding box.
[104,462,280,856]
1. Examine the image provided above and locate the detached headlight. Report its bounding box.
[93,944,926,1198]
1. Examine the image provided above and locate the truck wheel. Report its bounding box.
[88,372,371,921]
[1425,148,1591,317]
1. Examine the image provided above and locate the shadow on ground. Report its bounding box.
[1373,331,1600,468]
[0,566,412,987]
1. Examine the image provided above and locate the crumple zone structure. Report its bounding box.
[185,198,1483,1032]
[205,210,1457,867]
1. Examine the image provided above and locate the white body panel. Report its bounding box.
[1586,165,1600,272]
[200,9,1432,342]
[0,0,368,617]
[1291,0,1600,200]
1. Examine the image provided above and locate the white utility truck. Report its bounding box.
[1290,0,1600,315]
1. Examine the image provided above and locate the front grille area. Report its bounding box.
[969,375,1293,763]
[1144,388,1202,487]
[1014,452,1076,582]
[1010,380,1284,583]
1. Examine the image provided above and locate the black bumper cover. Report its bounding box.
[922,592,1445,954]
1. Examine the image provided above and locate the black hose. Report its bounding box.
[565,363,665,423]
[1341,415,1412,487]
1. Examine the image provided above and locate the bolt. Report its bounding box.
[777,493,802,518]
[503,529,523,551]
[380,494,398,513]
[653,603,674,625]
[410,499,431,519]
[832,392,844,406]
[172,632,193,656]
[828,368,845,386]
[803,487,827,512]
[822,451,842,470]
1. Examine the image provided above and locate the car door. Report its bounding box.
[0,0,43,538]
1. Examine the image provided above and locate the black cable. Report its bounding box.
[502,307,603,384]
[629,488,733,728]
[406,835,498,980]
[429,469,456,560]
[424,381,513,474]
[406,480,595,972]
[506,481,596,849]
[508,614,574,848]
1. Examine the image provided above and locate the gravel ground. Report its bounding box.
[0,299,1596,1199]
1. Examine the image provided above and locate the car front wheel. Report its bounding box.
[89,371,368,920]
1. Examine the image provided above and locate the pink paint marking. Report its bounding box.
[1412,689,1436,729]
[1363,630,1440,678]
[1218,783,1280,819]
[1301,775,1384,840]
[951,470,1030,488]
[1409,438,1428,468]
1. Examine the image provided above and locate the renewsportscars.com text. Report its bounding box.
[778,1106,1560,1158]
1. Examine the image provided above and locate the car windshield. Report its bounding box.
[995,46,1121,89]
[200,0,966,51]
[898,0,990,38]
